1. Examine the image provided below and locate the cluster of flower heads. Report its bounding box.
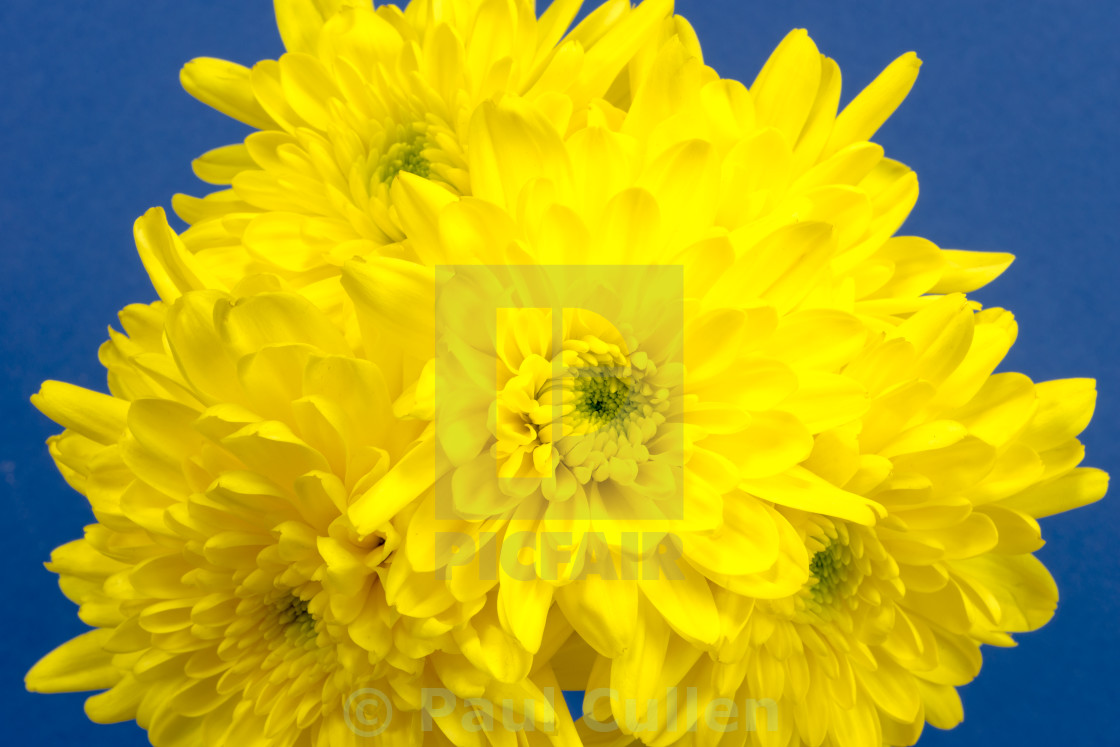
[27,1,1106,746]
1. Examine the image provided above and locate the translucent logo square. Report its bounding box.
[433,265,684,523]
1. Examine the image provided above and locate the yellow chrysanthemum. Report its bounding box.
[563,297,1106,747]
[24,287,580,746]
[173,0,684,286]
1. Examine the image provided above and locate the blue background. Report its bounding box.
[2,1,1117,744]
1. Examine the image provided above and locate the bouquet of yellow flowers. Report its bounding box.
[26,2,1106,746]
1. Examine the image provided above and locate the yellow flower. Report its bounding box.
[564,297,1107,747]
[173,0,683,287]
[24,281,578,746]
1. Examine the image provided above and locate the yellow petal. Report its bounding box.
[952,553,1058,632]
[930,249,1015,293]
[556,576,636,659]
[349,439,437,535]
[274,0,334,55]
[704,411,813,480]
[278,52,342,131]
[774,372,868,433]
[762,308,868,372]
[468,99,571,208]
[342,257,435,362]
[569,0,674,103]
[239,212,328,273]
[947,372,1037,446]
[637,138,720,249]
[750,29,821,147]
[824,52,921,157]
[180,57,276,131]
[609,598,670,725]
[190,143,255,185]
[916,680,963,730]
[216,291,350,358]
[743,465,883,525]
[32,381,128,445]
[978,505,1044,554]
[1020,378,1097,452]
[853,655,921,725]
[638,560,720,647]
[999,467,1108,519]
[390,172,459,264]
[683,492,779,577]
[26,629,120,693]
[84,675,145,724]
[135,208,222,302]
[497,574,553,653]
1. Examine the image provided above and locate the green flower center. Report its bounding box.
[376,130,431,184]
[808,542,852,606]
[274,594,317,646]
[573,371,635,425]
